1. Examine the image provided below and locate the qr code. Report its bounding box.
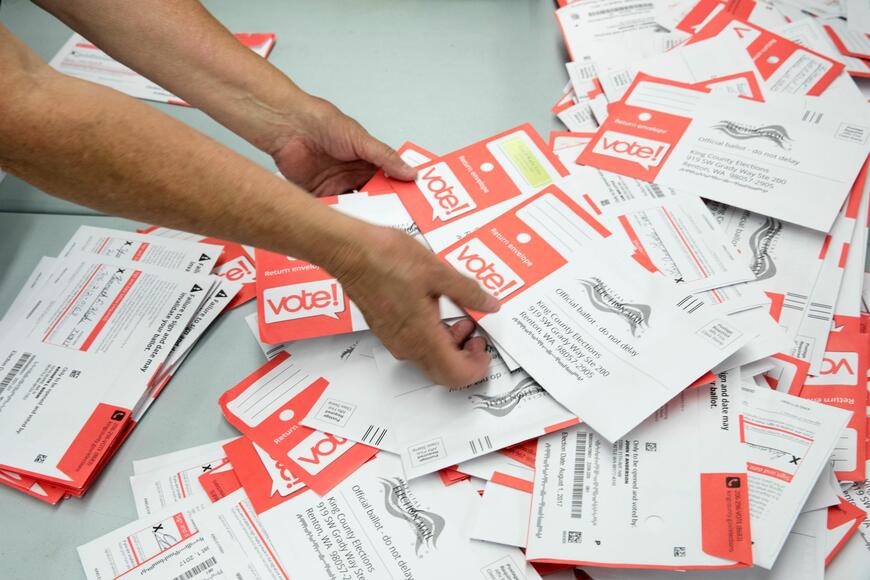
[567,531,583,544]
[645,442,657,452]
[34,454,47,464]
[673,547,686,558]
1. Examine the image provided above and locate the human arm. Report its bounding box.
[0,26,498,387]
[33,0,417,195]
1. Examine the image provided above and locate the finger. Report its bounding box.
[357,134,417,181]
[448,318,476,345]
[311,163,378,196]
[415,323,491,388]
[465,335,488,353]
[435,268,500,313]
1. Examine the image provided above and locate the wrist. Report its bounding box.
[247,86,328,156]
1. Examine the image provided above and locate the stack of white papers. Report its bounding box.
[0,226,243,503]
[56,0,870,577]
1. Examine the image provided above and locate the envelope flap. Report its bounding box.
[700,472,753,564]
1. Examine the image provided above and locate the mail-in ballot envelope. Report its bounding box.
[138,225,257,309]
[0,256,210,491]
[257,452,543,580]
[437,185,750,441]
[219,352,377,495]
[577,74,869,232]
[255,193,460,343]
[389,124,568,252]
[526,371,753,569]
[739,384,851,569]
[688,12,845,96]
[51,32,276,106]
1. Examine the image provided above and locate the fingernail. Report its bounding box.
[468,338,485,352]
[482,294,500,312]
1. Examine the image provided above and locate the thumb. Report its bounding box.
[436,266,500,313]
[358,134,417,181]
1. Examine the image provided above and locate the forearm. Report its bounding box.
[34,0,309,154]
[0,29,359,267]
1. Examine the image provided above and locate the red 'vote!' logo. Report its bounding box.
[444,238,524,299]
[263,280,345,323]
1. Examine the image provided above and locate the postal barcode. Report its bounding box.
[361,424,388,447]
[0,352,33,396]
[676,295,704,314]
[469,435,493,455]
[647,183,666,198]
[172,556,217,580]
[571,433,589,519]
[588,3,653,17]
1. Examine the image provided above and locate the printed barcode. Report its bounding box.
[469,435,493,456]
[0,353,33,397]
[172,556,217,580]
[807,301,832,321]
[801,110,823,124]
[676,295,704,314]
[783,292,808,311]
[647,183,666,198]
[587,3,653,17]
[361,424,388,447]
[571,432,589,519]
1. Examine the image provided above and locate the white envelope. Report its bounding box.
[469,478,533,548]
[132,438,236,476]
[257,452,543,580]
[391,365,577,479]
[556,1,672,62]
[527,372,753,568]
[577,76,870,232]
[244,312,288,360]
[193,489,289,580]
[596,34,762,103]
[580,509,827,580]
[456,450,535,484]
[130,452,230,517]
[59,225,223,274]
[786,186,862,373]
[438,187,750,441]
[564,168,757,293]
[77,496,230,580]
[739,383,851,568]
[0,255,212,489]
[705,201,828,311]
[51,32,276,106]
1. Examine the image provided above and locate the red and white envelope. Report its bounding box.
[222,436,308,515]
[824,496,867,566]
[437,185,751,441]
[218,352,377,495]
[254,192,459,343]
[0,255,214,493]
[687,12,845,96]
[388,124,568,252]
[577,73,869,232]
[824,18,870,60]
[798,327,869,482]
[138,225,257,309]
[526,372,753,569]
[50,32,276,106]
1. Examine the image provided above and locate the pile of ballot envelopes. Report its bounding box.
[2,1,870,579]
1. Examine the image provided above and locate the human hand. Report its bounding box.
[325,224,500,388]
[267,97,417,196]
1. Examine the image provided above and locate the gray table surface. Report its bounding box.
[0,0,565,215]
[0,1,567,579]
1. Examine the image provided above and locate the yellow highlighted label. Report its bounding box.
[500,136,551,189]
